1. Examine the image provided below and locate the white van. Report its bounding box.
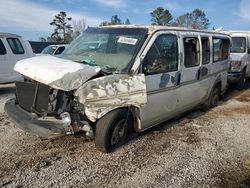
[0,33,34,84]
[228,31,250,89]
[5,26,230,152]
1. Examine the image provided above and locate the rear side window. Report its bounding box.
[0,39,6,55]
[201,37,210,64]
[7,38,25,54]
[184,37,200,67]
[213,38,230,62]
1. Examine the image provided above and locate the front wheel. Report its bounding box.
[94,109,133,153]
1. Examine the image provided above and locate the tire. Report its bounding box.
[202,84,220,110]
[94,108,133,153]
[210,85,220,107]
[235,70,246,90]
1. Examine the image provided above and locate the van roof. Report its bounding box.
[229,31,250,37]
[0,32,21,38]
[100,25,230,36]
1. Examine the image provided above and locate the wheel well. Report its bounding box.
[215,81,222,96]
[121,106,140,132]
[96,106,140,132]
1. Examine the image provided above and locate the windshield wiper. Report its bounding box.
[76,59,118,74]
[101,65,118,75]
[77,58,97,66]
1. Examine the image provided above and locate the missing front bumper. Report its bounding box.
[4,99,68,138]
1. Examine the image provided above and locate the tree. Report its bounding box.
[47,35,63,43]
[99,15,130,26]
[125,18,131,25]
[72,19,86,38]
[172,9,210,30]
[111,15,122,25]
[50,11,73,43]
[150,7,173,26]
[39,37,47,42]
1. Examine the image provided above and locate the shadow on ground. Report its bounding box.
[0,83,15,95]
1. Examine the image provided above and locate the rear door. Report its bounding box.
[177,34,204,110]
[140,31,181,129]
[198,36,213,99]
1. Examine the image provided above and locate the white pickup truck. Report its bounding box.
[0,33,34,84]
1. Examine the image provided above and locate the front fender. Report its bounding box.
[74,74,147,122]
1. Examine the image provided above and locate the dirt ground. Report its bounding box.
[0,83,250,188]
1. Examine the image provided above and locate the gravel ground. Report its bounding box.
[0,83,250,188]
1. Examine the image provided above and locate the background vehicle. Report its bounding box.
[29,41,64,54]
[41,44,68,56]
[0,33,34,84]
[228,31,250,90]
[5,26,230,153]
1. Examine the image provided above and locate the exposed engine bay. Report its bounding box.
[15,78,94,138]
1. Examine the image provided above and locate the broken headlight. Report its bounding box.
[230,61,242,71]
[73,97,84,112]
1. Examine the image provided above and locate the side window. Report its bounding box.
[213,38,230,62]
[54,46,65,55]
[0,39,6,55]
[7,38,25,54]
[142,34,178,75]
[201,37,210,64]
[184,37,200,67]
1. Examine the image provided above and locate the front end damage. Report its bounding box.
[5,57,147,138]
[5,80,88,138]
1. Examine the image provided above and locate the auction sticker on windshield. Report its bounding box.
[118,37,138,45]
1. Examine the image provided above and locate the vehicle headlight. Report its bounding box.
[230,61,241,71]
[73,97,84,112]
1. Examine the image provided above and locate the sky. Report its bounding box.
[0,0,250,41]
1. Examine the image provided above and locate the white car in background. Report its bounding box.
[41,44,68,56]
[0,33,34,84]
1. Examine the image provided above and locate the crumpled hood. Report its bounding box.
[14,55,101,91]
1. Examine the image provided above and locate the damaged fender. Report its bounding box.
[74,74,147,122]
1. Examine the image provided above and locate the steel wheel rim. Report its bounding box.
[212,88,219,106]
[111,119,126,146]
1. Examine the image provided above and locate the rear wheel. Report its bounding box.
[94,108,133,153]
[202,84,220,110]
[235,70,246,90]
[210,85,220,107]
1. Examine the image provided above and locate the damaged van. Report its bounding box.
[5,26,230,152]
[228,31,250,90]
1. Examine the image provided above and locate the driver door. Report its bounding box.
[140,32,181,129]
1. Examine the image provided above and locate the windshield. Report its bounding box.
[61,27,147,73]
[41,46,57,54]
[230,37,246,53]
